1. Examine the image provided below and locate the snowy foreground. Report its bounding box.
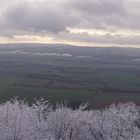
[0,99,140,140]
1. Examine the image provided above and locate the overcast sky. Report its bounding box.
[0,0,140,47]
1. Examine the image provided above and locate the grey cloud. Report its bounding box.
[64,0,127,30]
[66,0,140,31]
[3,1,80,33]
[68,0,125,16]
[0,0,140,46]
[3,0,138,32]
[1,0,128,34]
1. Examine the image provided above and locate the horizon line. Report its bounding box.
[0,42,140,49]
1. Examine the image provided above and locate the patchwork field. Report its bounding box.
[0,44,140,108]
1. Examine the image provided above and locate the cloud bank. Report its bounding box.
[0,0,140,47]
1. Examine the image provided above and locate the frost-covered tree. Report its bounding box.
[0,99,139,140]
[0,99,35,140]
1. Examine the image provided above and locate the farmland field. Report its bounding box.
[0,44,140,108]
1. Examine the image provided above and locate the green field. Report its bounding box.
[0,44,140,108]
[0,85,94,108]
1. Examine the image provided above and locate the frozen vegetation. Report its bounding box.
[0,99,140,140]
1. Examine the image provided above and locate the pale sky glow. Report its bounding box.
[67,28,140,37]
[0,0,140,47]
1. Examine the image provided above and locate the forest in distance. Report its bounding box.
[0,44,140,108]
